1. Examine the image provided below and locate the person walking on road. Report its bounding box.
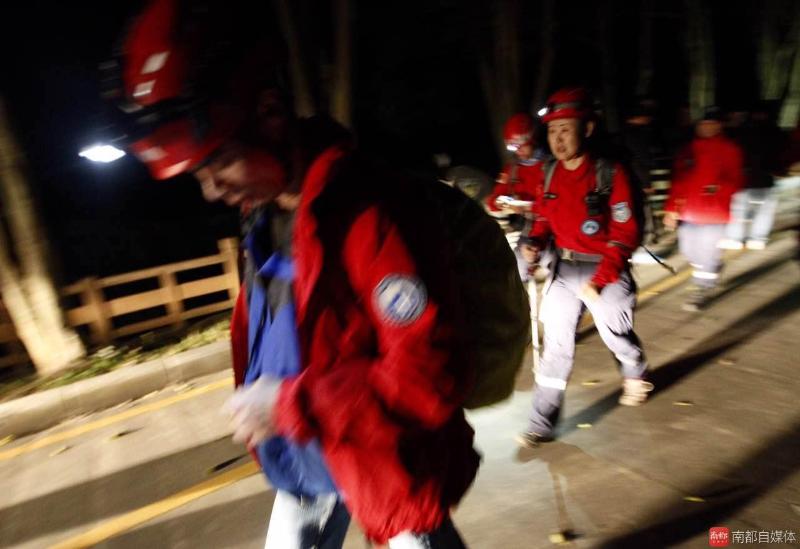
[110,1,478,547]
[663,106,745,311]
[486,112,545,216]
[517,88,653,448]
[719,102,785,251]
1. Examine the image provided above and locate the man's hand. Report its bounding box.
[662,211,679,231]
[579,281,601,303]
[224,377,282,446]
[520,243,540,264]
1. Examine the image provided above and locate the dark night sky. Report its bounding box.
[0,0,765,285]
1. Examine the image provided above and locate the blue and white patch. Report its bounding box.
[612,202,632,223]
[373,275,428,325]
[581,220,601,235]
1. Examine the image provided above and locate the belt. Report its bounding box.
[557,247,603,263]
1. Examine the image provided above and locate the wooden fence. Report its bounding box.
[62,238,240,345]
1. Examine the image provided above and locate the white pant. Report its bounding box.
[678,223,725,289]
[726,188,777,242]
[528,261,648,436]
[265,490,466,548]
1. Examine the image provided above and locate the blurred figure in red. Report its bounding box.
[517,88,652,448]
[485,113,544,215]
[111,1,478,547]
[664,106,745,311]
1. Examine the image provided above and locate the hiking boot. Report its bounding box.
[745,239,767,250]
[515,431,553,449]
[682,288,711,312]
[619,378,654,406]
[718,238,744,250]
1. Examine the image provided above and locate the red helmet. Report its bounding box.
[110,0,278,179]
[503,113,535,152]
[541,88,592,123]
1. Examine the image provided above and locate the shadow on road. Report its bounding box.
[103,491,274,548]
[598,417,800,548]
[0,435,245,546]
[558,283,800,438]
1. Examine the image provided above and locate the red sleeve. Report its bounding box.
[526,169,551,246]
[275,207,461,446]
[591,165,641,289]
[485,166,511,212]
[230,283,249,388]
[665,146,691,214]
[229,283,263,465]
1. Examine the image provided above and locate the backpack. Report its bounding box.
[315,154,531,409]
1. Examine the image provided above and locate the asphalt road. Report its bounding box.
[1,234,799,549]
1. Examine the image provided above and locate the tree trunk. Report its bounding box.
[530,0,556,112]
[273,0,315,117]
[481,0,522,159]
[0,99,85,375]
[779,14,800,128]
[636,0,655,97]
[685,0,715,121]
[759,1,780,99]
[330,0,353,127]
[599,0,620,133]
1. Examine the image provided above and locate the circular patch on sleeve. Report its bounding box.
[612,202,632,223]
[581,220,601,235]
[373,275,428,325]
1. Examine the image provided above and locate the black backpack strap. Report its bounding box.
[594,157,615,196]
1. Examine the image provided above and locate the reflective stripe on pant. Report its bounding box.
[265,490,467,549]
[528,262,648,437]
[678,223,725,288]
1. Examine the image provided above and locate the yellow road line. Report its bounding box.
[0,377,232,461]
[638,268,693,303]
[50,461,260,549]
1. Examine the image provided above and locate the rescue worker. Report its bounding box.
[663,106,745,311]
[485,113,544,215]
[517,88,653,448]
[719,101,785,250]
[113,1,478,547]
[486,113,545,280]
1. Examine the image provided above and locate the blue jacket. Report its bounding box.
[242,213,338,498]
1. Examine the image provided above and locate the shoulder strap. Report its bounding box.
[594,158,615,196]
[543,159,558,194]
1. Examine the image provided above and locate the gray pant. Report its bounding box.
[528,261,648,437]
[678,223,725,289]
[726,188,777,242]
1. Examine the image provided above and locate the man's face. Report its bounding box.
[547,118,587,161]
[193,142,287,208]
[696,120,722,139]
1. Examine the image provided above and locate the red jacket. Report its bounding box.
[231,146,478,543]
[665,135,744,224]
[485,160,542,211]
[528,158,641,289]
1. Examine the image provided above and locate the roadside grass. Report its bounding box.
[0,316,230,402]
